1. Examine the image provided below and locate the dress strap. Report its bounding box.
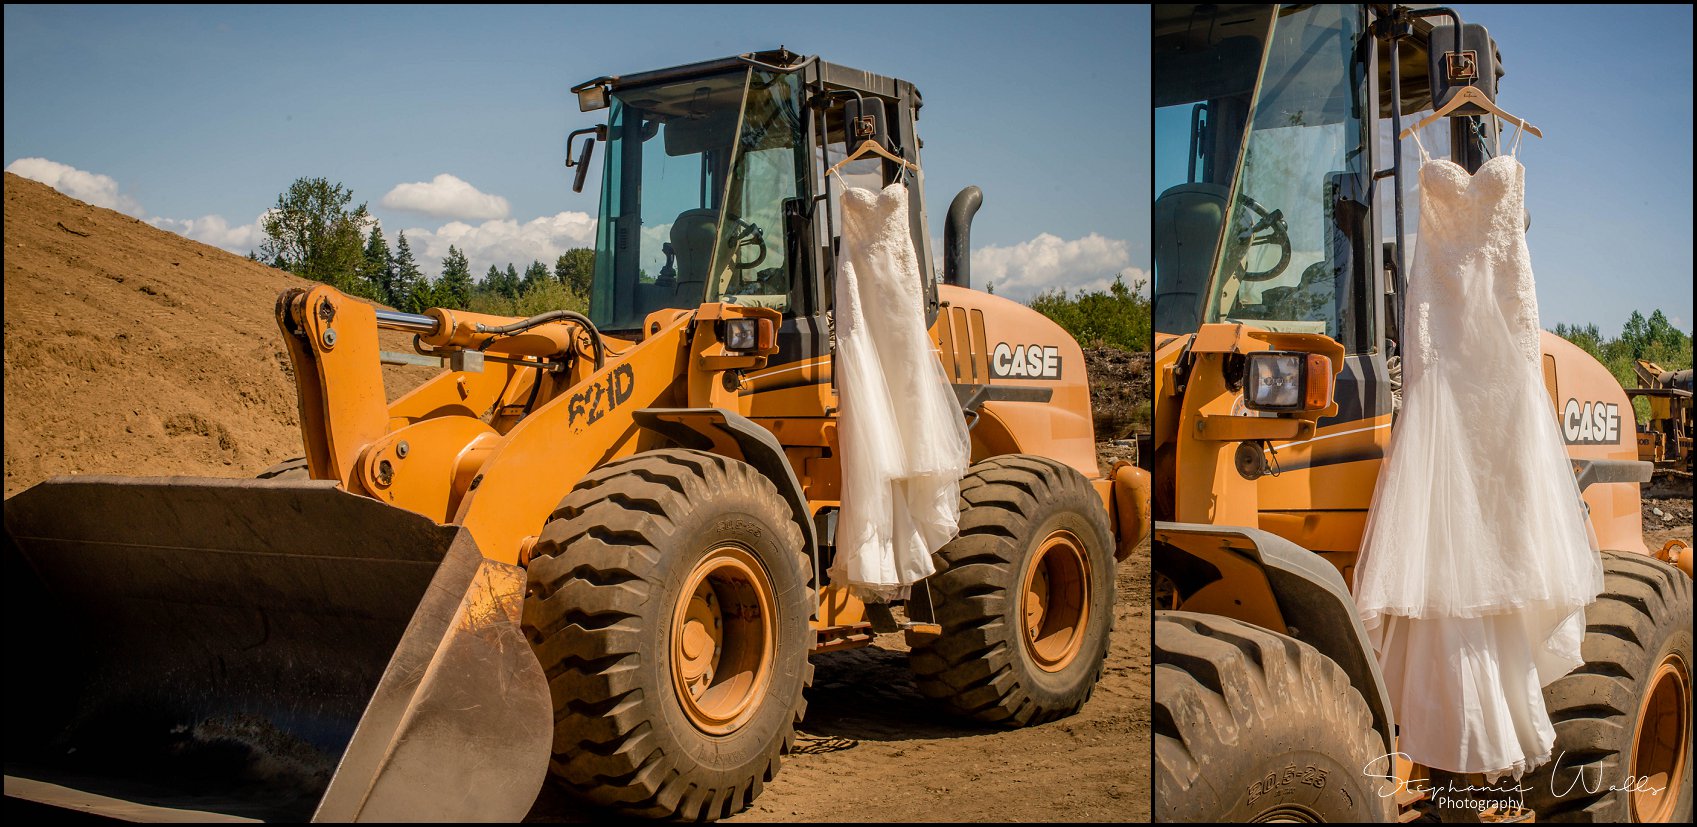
[1508,120,1527,159]
[1409,129,1430,163]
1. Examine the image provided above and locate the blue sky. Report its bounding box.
[4,6,1689,333]
[1459,4,1693,333]
[2,4,1149,301]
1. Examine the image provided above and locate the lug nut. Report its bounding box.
[322,329,338,347]
[396,441,410,458]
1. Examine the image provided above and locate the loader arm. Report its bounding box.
[278,284,784,566]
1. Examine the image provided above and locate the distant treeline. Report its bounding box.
[257,175,1160,349]
[1552,310,1692,422]
[251,176,590,316]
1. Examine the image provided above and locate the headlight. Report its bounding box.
[1243,351,1333,412]
[723,318,762,352]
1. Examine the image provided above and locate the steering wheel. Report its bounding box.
[1231,192,1292,282]
[727,219,768,271]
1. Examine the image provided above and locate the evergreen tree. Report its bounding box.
[554,248,596,297]
[523,260,551,292]
[436,246,474,310]
[408,275,439,314]
[360,224,396,306]
[502,263,522,300]
[391,232,425,312]
[483,264,506,298]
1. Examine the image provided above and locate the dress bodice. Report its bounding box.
[1407,154,1542,368]
[1417,155,1526,255]
[840,182,914,257]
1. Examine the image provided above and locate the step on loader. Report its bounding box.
[4,48,1153,822]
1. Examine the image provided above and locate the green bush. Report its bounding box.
[1026,274,1151,352]
[467,277,588,318]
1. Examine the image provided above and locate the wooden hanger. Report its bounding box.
[1400,84,1541,140]
[827,138,919,178]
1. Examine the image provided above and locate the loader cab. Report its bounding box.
[1154,3,1508,426]
[574,49,936,363]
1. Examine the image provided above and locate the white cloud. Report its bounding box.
[970,233,1145,300]
[380,174,510,220]
[146,211,271,254]
[401,211,598,277]
[5,157,144,216]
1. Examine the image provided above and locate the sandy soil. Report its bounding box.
[5,172,1153,822]
[734,538,1152,823]
[2,172,427,495]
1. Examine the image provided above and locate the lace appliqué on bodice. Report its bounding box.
[1406,148,1542,375]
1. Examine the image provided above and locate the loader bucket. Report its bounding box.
[2,476,552,822]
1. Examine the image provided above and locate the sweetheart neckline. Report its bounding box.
[1421,153,1521,179]
[842,181,910,196]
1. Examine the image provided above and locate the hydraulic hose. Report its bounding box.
[475,310,606,370]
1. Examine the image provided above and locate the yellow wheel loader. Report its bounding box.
[4,48,1152,821]
[1151,5,1690,822]
[1627,359,1693,476]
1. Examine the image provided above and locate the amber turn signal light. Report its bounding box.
[722,317,777,353]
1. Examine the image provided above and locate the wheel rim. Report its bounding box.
[1631,652,1690,823]
[670,545,776,736]
[1020,529,1091,673]
[1250,803,1322,823]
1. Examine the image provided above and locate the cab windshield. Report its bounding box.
[1201,4,1375,353]
[590,67,807,332]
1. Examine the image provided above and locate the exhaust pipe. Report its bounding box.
[943,186,983,288]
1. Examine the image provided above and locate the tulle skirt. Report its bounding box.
[1355,359,1602,777]
[832,328,966,600]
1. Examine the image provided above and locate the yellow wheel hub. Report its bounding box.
[670,545,775,736]
[1021,529,1091,673]
[1631,652,1690,822]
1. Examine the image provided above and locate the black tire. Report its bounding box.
[909,454,1115,726]
[256,456,309,480]
[1523,551,1693,822]
[1154,611,1396,822]
[521,449,812,821]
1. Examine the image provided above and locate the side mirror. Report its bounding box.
[572,139,595,193]
[566,126,605,194]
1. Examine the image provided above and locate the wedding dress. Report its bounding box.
[1353,129,1602,779]
[829,176,971,601]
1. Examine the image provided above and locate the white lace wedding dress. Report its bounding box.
[829,179,971,601]
[1353,131,1603,779]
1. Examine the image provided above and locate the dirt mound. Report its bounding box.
[2,172,423,496]
[1084,344,1151,441]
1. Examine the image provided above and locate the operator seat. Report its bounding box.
[671,208,721,304]
[1153,183,1228,333]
